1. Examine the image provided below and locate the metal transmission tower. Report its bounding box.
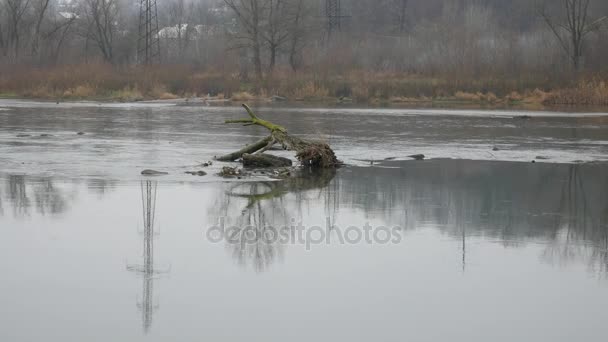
[326,0,342,36]
[325,0,350,38]
[138,0,161,64]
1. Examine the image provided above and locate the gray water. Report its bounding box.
[1,100,608,342]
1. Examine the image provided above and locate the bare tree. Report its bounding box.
[224,0,265,81]
[81,0,118,63]
[539,0,608,70]
[165,0,195,62]
[287,0,305,71]
[262,0,289,71]
[1,0,32,60]
[46,12,78,64]
[30,0,51,57]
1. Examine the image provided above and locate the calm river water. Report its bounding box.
[1,100,607,341]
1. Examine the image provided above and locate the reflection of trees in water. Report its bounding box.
[33,179,68,215]
[212,162,608,274]
[86,179,116,197]
[0,175,74,217]
[541,165,608,276]
[0,176,114,218]
[7,175,30,217]
[339,160,608,274]
[213,169,337,272]
[0,184,3,216]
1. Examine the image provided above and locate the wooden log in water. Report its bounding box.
[215,136,273,162]
[242,153,293,168]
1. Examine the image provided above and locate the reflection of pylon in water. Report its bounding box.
[127,181,163,334]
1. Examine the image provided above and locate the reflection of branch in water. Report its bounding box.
[215,169,337,272]
[127,181,165,334]
[226,182,289,272]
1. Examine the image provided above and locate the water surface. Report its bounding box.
[1,100,607,341]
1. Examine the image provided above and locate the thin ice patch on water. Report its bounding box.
[233,105,608,118]
[0,99,177,109]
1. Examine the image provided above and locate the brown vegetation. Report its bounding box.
[1,63,607,106]
[544,81,608,106]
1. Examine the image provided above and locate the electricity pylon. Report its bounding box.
[326,0,342,36]
[138,0,161,64]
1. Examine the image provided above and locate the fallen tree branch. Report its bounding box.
[216,136,273,162]
[225,104,287,132]
[218,104,340,168]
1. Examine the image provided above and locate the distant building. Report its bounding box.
[157,24,220,40]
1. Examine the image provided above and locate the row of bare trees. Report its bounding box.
[222,0,607,82]
[223,0,308,80]
[0,0,73,63]
[0,0,606,79]
[0,0,122,64]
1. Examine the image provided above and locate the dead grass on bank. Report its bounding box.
[231,91,256,102]
[544,81,608,106]
[0,64,239,100]
[0,64,607,106]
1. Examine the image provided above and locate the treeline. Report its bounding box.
[0,0,607,103]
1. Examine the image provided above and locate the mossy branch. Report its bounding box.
[221,103,340,168]
[225,104,287,132]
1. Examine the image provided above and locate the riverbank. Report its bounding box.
[1,64,607,106]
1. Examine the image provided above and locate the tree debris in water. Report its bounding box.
[185,170,207,176]
[141,169,169,176]
[408,154,426,160]
[219,166,244,178]
[242,153,292,168]
[217,104,340,168]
